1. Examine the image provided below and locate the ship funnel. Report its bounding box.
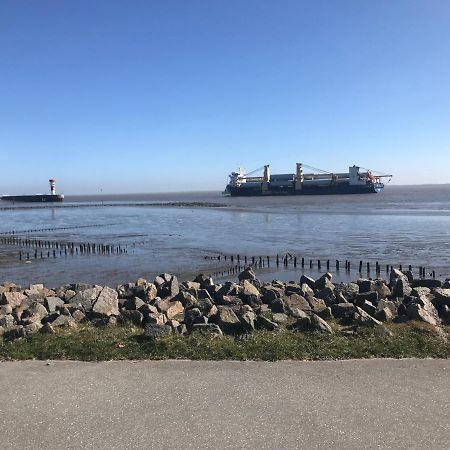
[49,179,56,195]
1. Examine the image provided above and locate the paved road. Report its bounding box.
[1,359,449,449]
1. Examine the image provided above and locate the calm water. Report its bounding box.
[1,185,450,286]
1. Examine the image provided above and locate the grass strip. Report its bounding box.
[1,322,449,361]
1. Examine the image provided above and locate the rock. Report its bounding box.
[389,269,405,284]
[184,308,204,326]
[300,283,315,299]
[268,297,285,313]
[315,307,332,320]
[373,280,391,299]
[124,297,146,311]
[0,314,16,328]
[137,303,158,317]
[26,302,48,322]
[285,284,303,296]
[411,287,431,298]
[272,313,289,324]
[70,286,102,312]
[239,306,256,331]
[284,294,311,312]
[145,283,158,301]
[120,309,144,326]
[406,297,441,326]
[143,323,172,338]
[411,279,442,289]
[176,291,198,309]
[192,323,223,335]
[215,295,242,307]
[3,325,26,341]
[212,306,242,333]
[392,277,412,298]
[166,301,184,320]
[433,288,450,307]
[331,303,356,319]
[261,288,279,304]
[193,274,215,288]
[1,292,26,307]
[307,297,326,312]
[357,279,374,293]
[314,273,333,290]
[316,287,336,305]
[40,322,56,334]
[337,283,359,301]
[358,300,377,317]
[311,314,333,333]
[45,296,65,313]
[24,322,42,335]
[154,276,165,287]
[92,287,119,316]
[300,275,315,290]
[355,291,378,305]
[255,315,278,331]
[375,307,394,322]
[0,304,13,318]
[52,315,76,328]
[168,276,180,297]
[238,267,256,282]
[147,311,167,326]
[291,313,332,333]
[241,280,260,297]
[71,310,86,323]
[353,306,382,326]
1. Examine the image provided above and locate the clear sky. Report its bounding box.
[1,0,449,194]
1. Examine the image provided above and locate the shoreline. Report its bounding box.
[1,267,449,361]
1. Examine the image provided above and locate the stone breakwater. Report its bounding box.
[1,268,450,341]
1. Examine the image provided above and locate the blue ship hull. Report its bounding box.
[1,194,64,203]
[226,182,383,196]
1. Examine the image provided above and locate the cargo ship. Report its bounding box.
[224,163,392,196]
[1,179,64,203]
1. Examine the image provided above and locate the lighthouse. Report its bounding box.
[49,179,56,195]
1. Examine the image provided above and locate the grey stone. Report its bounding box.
[92,287,119,316]
[272,313,289,324]
[192,323,223,335]
[255,315,278,331]
[52,315,76,327]
[300,275,315,290]
[406,297,441,326]
[1,292,26,307]
[433,288,450,307]
[238,267,256,282]
[45,296,64,313]
[331,303,356,319]
[284,294,311,312]
[411,279,442,289]
[337,283,359,301]
[241,280,260,297]
[212,306,242,333]
[393,277,412,298]
[311,314,333,333]
[120,310,144,326]
[143,323,172,338]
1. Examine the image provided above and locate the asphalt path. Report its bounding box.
[1,359,449,449]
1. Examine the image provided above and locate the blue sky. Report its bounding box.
[1,0,449,194]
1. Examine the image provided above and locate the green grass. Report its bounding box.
[1,322,449,361]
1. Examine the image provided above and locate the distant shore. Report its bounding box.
[0,201,227,211]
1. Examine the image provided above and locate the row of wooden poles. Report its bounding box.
[205,254,436,279]
[0,235,128,260]
[0,223,112,236]
[18,245,128,260]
